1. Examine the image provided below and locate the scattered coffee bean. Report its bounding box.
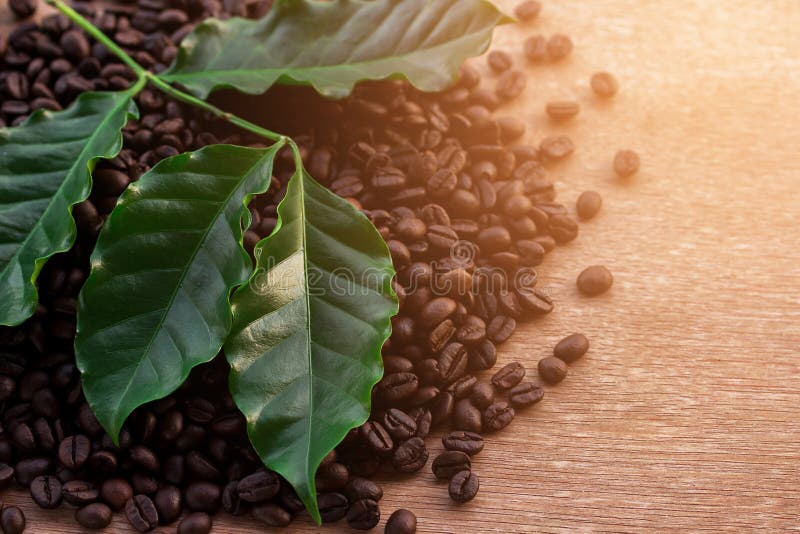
[514,1,542,21]
[236,470,279,503]
[154,485,183,524]
[124,494,159,532]
[554,333,590,363]
[614,149,640,178]
[318,492,349,522]
[75,503,113,530]
[9,0,38,19]
[449,470,479,503]
[577,265,614,296]
[432,451,471,479]
[492,362,526,389]
[385,508,417,534]
[591,71,619,97]
[30,474,63,509]
[509,382,545,407]
[252,502,292,527]
[546,100,580,121]
[442,431,484,456]
[392,437,429,473]
[538,356,568,384]
[576,191,602,220]
[347,498,381,530]
[344,477,383,503]
[483,402,515,431]
[488,50,513,72]
[0,506,25,534]
[58,434,90,470]
[177,512,212,534]
[185,482,221,512]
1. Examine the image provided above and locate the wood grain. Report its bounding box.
[2,0,800,531]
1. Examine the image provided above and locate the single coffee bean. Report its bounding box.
[449,374,477,399]
[187,450,222,481]
[509,382,545,407]
[0,506,25,534]
[449,470,479,503]
[577,265,614,296]
[546,100,581,121]
[316,462,349,492]
[487,315,516,345]
[30,474,63,509]
[442,431,484,456]
[515,0,542,21]
[382,409,417,440]
[483,402,516,431]
[468,339,497,371]
[430,391,455,425]
[614,149,640,178]
[252,502,292,527]
[554,333,590,363]
[408,408,432,439]
[426,168,457,199]
[101,478,134,510]
[392,437,429,473]
[125,494,159,532]
[496,70,527,100]
[539,356,568,384]
[9,0,38,18]
[58,434,90,470]
[438,342,468,385]
[431,451,471,479]
[361,421,394,455]
[591,71,619,97]
[477,225,512,254]
[347,498,381,530]
[236,470,280,503]
[184,482,221,512]
[419,297,457,328]
[76,502,113,530]
[524,34,548,62]
[62,479,99,506]
[222,481,248,516]
[576,191,602,220]
[385,508,417,534]
[60,30,90,60]
[177,512,212,534]
[318,492,349,522]
[344,477,383,503]
[487,50,513,72]
[492,362,526,389]
[154,485,182,524]
[517,287,555,314]
[426,224,459,250]
[540,135,575,161]
[470,382,495,410]
[185,397,216,423]
[547,34,573,60]
[376,372,419,402]
[0,463,15,489]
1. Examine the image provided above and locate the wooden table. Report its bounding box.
[2,0,799,531]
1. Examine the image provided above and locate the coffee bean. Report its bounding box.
[449,470,479,503]
[468,339,497,371]
[236,470,279,503]
[0,463,15,489]
[554,333,590,363]
[252,502,292,527]
[344,477,383,503]
[438,342,468,384]
[483,402,515,431]
[576,191,602,220]
[382,409,417,440]
[347,498,381,530]
[449,374,477,399]
[9,0,37,18]
[546,100,580,121]
[154,485,182,524]
[4,71,29,100]
[426,168,457,199]
[432,451,471,479]
[125,494,159,532]
[15,457,52,486]
[540,135,575,161]
[430,390,455,425]
[515,0,542,21]
[318,492,349,522]
[547,34,573,60]
[62,479,99,506]
[101,478,134,510]
[12,422,36,452]
[30,474,63,508]
[524,35,548,62]
[614,149,640,178]
[376,372,418,402]
[496,70,527,100]
[577,265,613,296]
[517,287,554,314]
[488,50,513,73]
[57,434,90,470]
[60,30,90,60]
[392,437,428,473]
[419,297,457,328]
[0,506,25,534]
[316,462,349,492]
[360,421,394,455]
[509,382,544,407]
[185,397,215,423]
[76,502,112,530]
[442,431,484,456]
[185,482,221,512]
[222,481,248,516]
[407,407,432,439]
[426,224,459,250]
[492,362,526,389]
[487,315,516,344]
[385,508,417,534]
[591,71,619,97]
[178,512,212,534]
[538,356,568,384]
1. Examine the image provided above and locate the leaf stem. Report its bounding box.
[46,0,286,144]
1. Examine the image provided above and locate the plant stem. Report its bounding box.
[46,0,286,144]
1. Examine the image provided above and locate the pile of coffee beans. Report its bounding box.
[1,0,636,531]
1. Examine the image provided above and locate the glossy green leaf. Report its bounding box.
[224,163,397,523]
[0,90,138,326]
[162,0,511,99]
[75,143,283,441]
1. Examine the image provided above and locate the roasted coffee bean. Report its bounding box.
[430,391,455,425]
[177,512,212,534]
[222,481,248,516]
[415,359,440,385]
[0,463,15,489]
[10,0,38,18]
[408,407,432,438]
[252,503,292,527]
[12,422,36,452]
[547,34,573,60]
[384,355,414,374]
[385,508,417,534]
[426,168,457,199]
[468,382,493,411]
[375,372,418,402]
[546,100,580,121]
[15,457,53,486]
[360,421,394,455]
[419,297,457,328]
[382,409,417,440]
[540,135,575,161]
[515,0,542,21]
[469,339,497,371]
[392,437,428,473]
[154,485,182,524]
[237,470,279,503]
[498,116,526,143]
[432,451,471,479]
[125,494,159,532]
[496,70,527,100]
[524,35,548,62]
[478,225,512,254]
[449,470,479,503]
[487,315,516,344]
[0,506,26,534]
[483,402,515,431]
[185,482,221,512]
[442,431,484,456]
[548,214,579,243]
[577,265,614,296]
[316,462,349,492]
[426,224,459,250]
[449,374,477,399]
[129,445,160,473]
[76,502,113,530]
[539,356,568,384]
[102,478,134,511]
[576,191,602,220]
[62,479,99,506]
[554,333,590,363]
[30,474,62,509]
[591,71,619,97]
[488,50,513,72]
[492,362,526,389]
[509,382,545,407]
[614,149,640,178]
[317,492,349,522]
[185,397,215,423]
[438,342,468,384]
[344,477,383,503]
[517,287,555,314]
[58,434,90,470]
[347,498,380,530]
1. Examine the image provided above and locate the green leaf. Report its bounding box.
[161,0,510,99]
[75,143,283,441]
[0,90,138,326]
[224,162,397,523]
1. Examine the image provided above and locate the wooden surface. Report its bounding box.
[2,0,800,531]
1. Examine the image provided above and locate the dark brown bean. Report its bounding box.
[382,409,417,440]
[438,342,468,385]
[614,149,641,178]
[177,512,212,534]
[58,434,90,470]
[318,492,349,522]
[392,437,429,473]
[509,382,545,407]
[347,498,381,530]
[547,34,573,60]
[184,482,221,512]
[375,372,418,402]
[449,470,479,503]
[76,503,113,530]
[577,265,614,296]
[385,508,417,534]
[30,474,63,508]
[492,362,526,389]
[344,477,383,503]
[62,479,99,506]
[9,0,37,18]
[432,451,471,480]
[101,478,133,510]
[554,333,590,363]
[538,356,568,384]
[360,421,394,455]
[540,135,575,161]
[468,339,497,371]
[442,431,484,456]
[483,402,516,431]
[124,494,159,532]
[236,470,280,503]
[419,297,457,328]
[487,315,516,344]
[0,506,26,534]
[252,502,292,527]
[591,71,619,97]
[154,485,182,524]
